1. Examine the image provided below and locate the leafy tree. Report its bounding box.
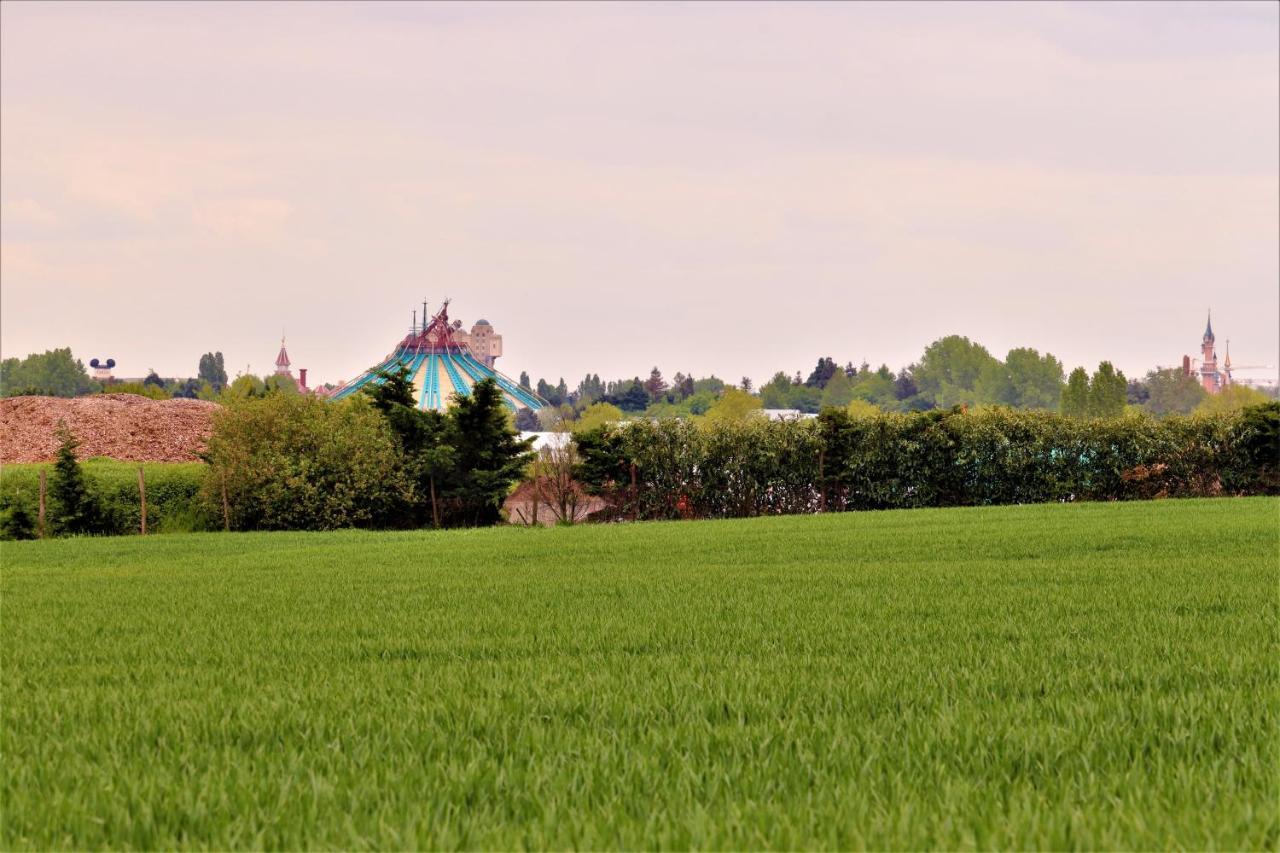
[851,366,897,408]
[203,394,410,530]
[143,371,166,389]
[704,387,763,423]
[443,378,536,526]
[740,377,753,392]
[1126,378,1150,406]
[518,371,531,391]
[1195,384,1271,415]
[603,378,650,413]
[1061,367,1090,419]
[198,352,228,391]
[0,348,96,398]
[263,374,301,395]
[693,376,726,395]
[1143,368,1206,417]
[760,372,794,409]
[224,374,267,399]
[845,399,879,419]
[575,374,605,405]
[820,370,856,409]
[574,401,625,433]
[1088,361,1127,419]
[914,336,1000,407]
[1003,348,1064,410]
[49,425,104,535]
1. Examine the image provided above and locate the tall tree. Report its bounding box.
[760,372,793,409]
[518,371,531,391]
[740,376,753,392]
[1088,362,1127,418]
[914,336,1000,407]
[444,378,535,526]
[996,348,1065,410]
[805,357,838,389]
[49,425,104,535]
[820,370,856,409]
[1061,367,1091,419]
[1143,368,1206,417]
[198,352,228,391]
[643,367,668,400]
[0,348,96,398]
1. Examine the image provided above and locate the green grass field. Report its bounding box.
[3,498,1277,849]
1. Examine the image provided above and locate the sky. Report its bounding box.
[2,1,1277,387]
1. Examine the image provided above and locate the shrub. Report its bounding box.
[576,405,1278,521]
[202,393,411,531]
[48,427,106,535]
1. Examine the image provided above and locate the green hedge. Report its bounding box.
[0,460,210,538]
[574,403,1280,520]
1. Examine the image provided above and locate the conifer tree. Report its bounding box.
[444,378,535,526]
[49,424,103,536]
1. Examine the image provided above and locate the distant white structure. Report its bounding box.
[762,409,817,421]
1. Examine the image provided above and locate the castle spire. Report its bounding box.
[275,335,291,372]
[1204,310,1214,341]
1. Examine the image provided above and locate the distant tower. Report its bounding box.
[1199,312,1220,394]
[1222,340,1232,388]
[275,337,292,377]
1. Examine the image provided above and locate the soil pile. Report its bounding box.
[0,394,218,463]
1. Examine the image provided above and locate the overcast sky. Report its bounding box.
[2,1,1277,386]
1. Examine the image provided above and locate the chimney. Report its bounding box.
[299,368,308,391]
[1182,355,1191,377]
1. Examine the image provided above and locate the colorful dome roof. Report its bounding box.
[330,304,543,413]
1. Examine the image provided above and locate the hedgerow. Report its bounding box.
[574,402,1280,520]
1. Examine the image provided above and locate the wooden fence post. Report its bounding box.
[630,463,638,522]
[220,471,231,532]
[138,466,147,535]
[38,468,46,538]
[818,448,826,513]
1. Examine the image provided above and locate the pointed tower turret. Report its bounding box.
[275,337,292,376]
[1199,311,1219,393]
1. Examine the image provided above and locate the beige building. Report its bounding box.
[455,319,503,368]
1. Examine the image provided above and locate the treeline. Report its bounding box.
[0,348,304,401]
[520,333,1274,427]
[573,403,1280,521]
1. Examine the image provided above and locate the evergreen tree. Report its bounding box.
[444,378,535,526]
[49,425,103,535]
[1061,367,1091,419]
[643,367,668,400]
[518,371,531,391]
[1088,361,1127,419]
[805,357,838,389]
[740,376,753,392]
[893,368,919,401]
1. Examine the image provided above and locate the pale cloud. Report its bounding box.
[1,1,1276,385]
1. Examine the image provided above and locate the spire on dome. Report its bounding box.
[275,336,291,373]
[1204,311,1214,341]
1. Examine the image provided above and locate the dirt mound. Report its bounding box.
[0,394,218,463]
